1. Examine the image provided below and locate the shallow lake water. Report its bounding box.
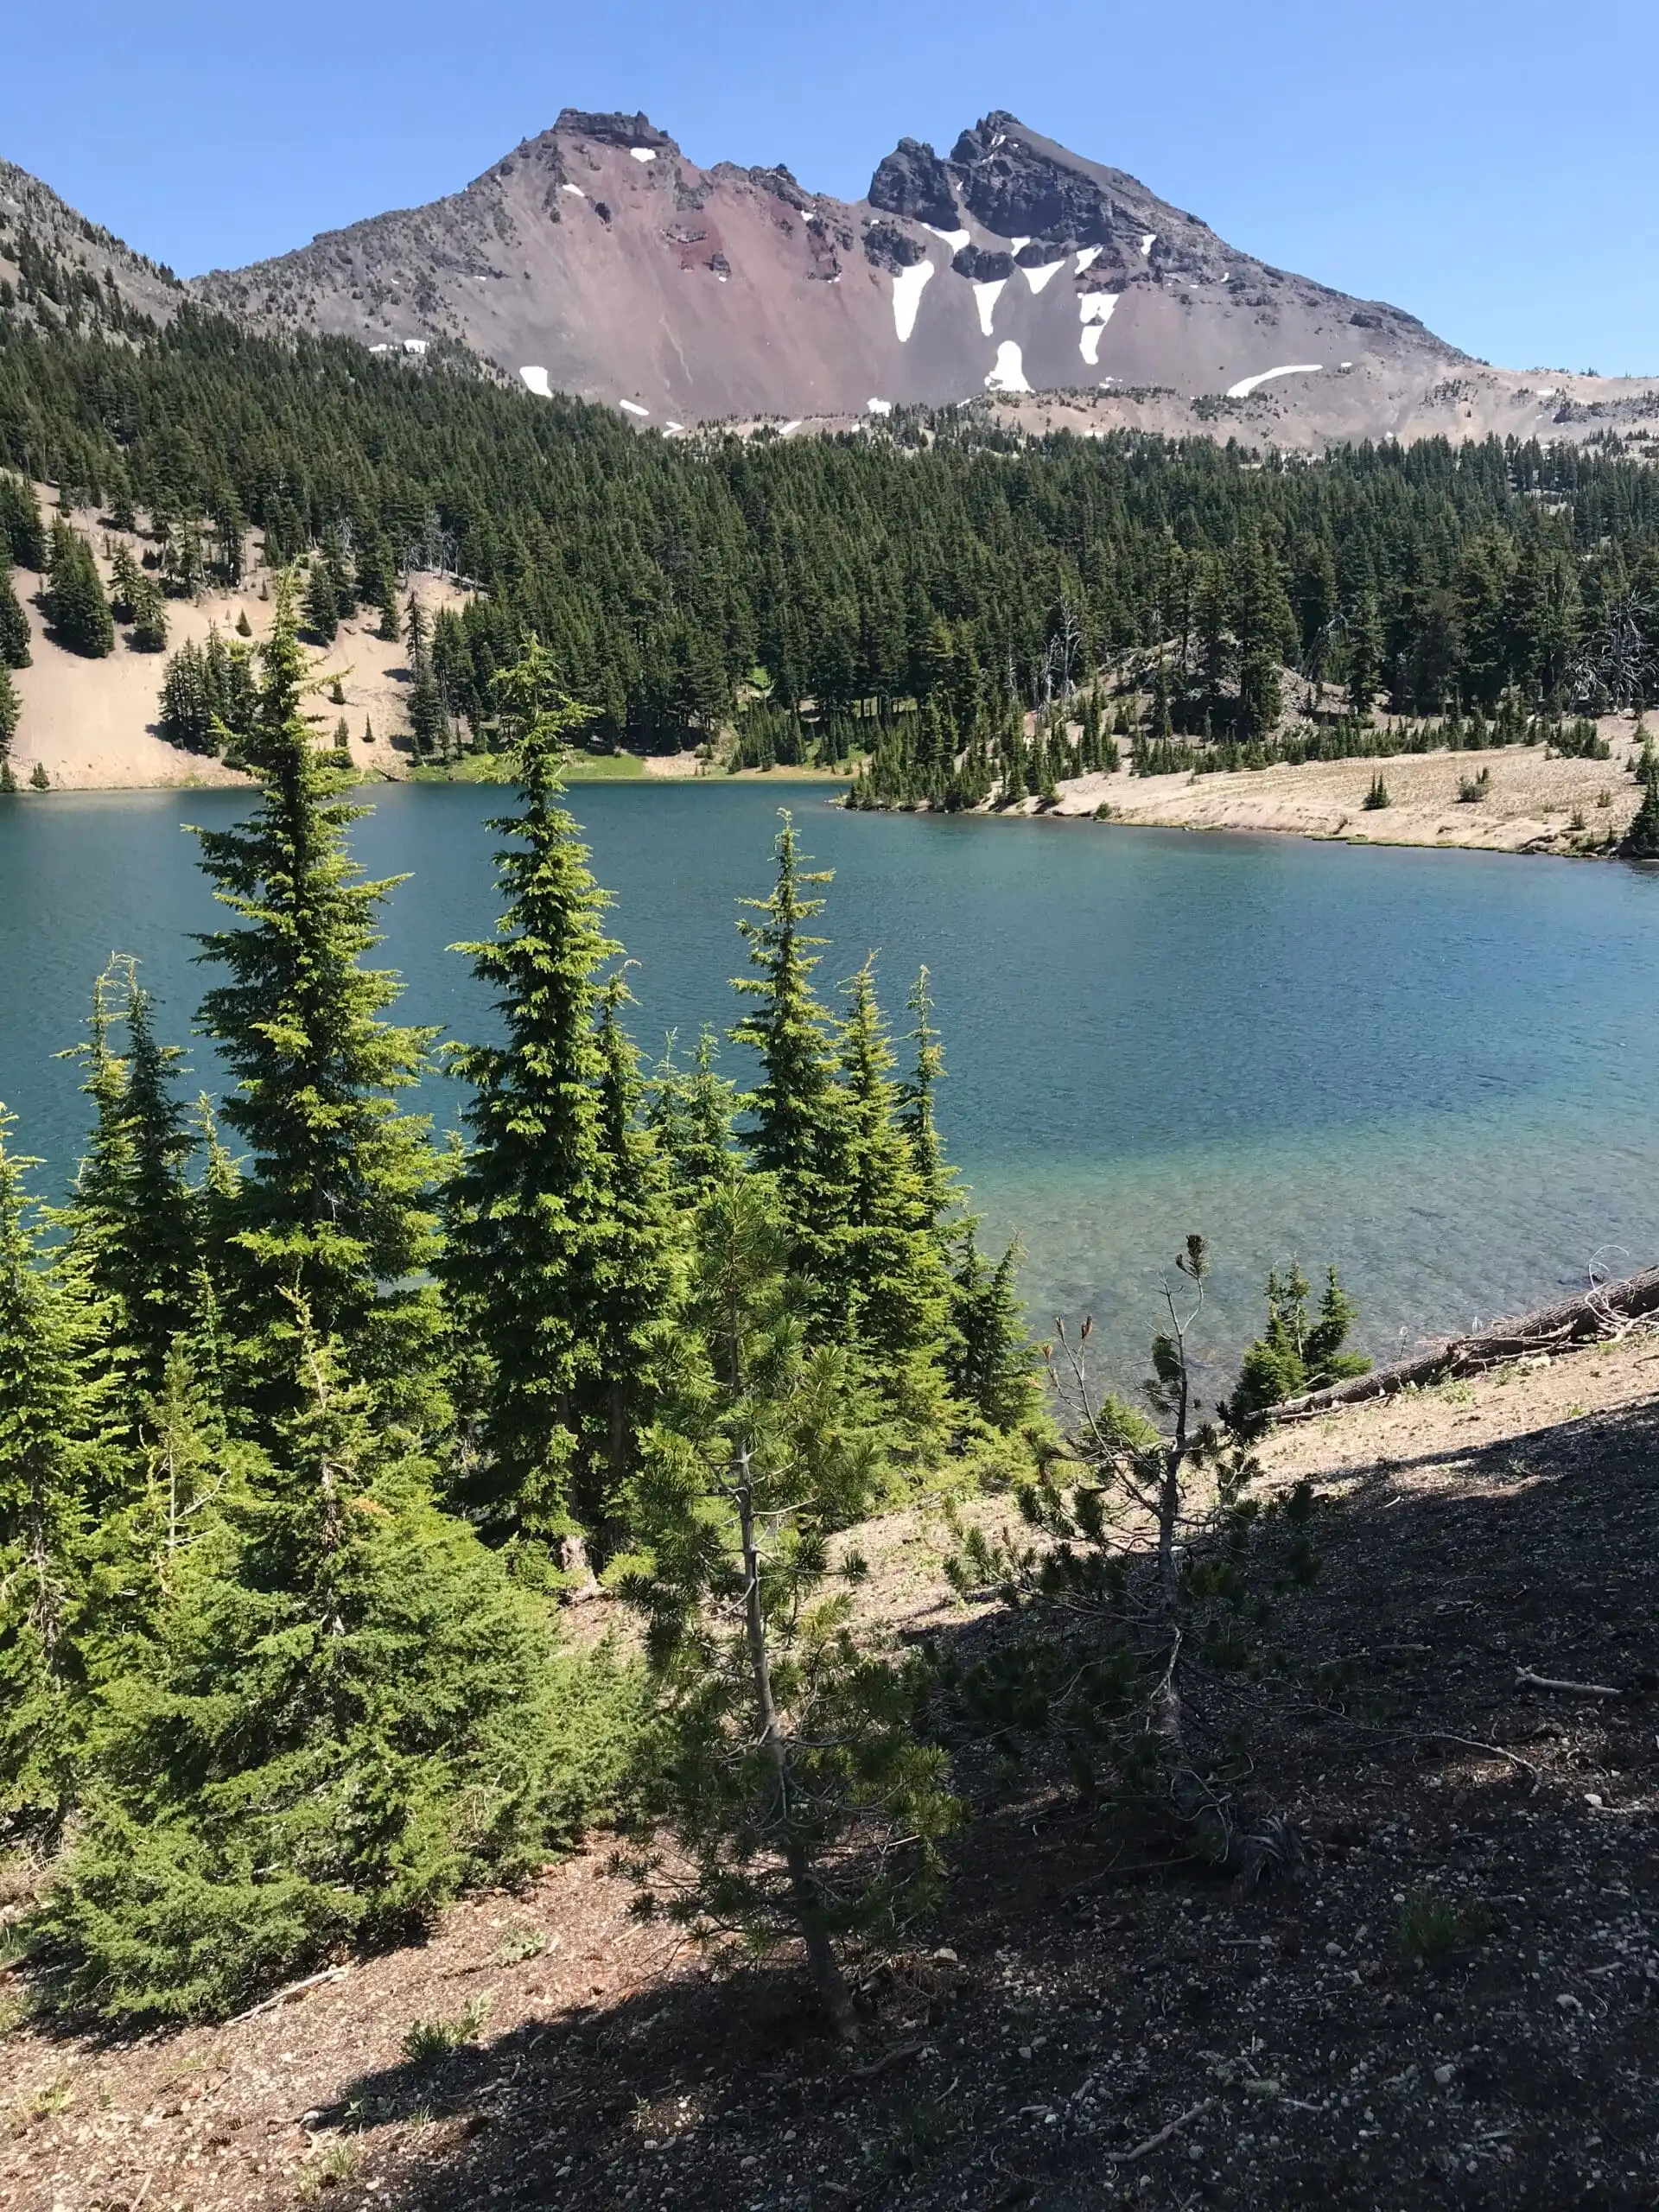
[4,779,1658,1394]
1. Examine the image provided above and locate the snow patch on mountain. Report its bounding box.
[629,148,657,163]
[1078,292,1118,365]
[1226,363,1322,397]
[973,278,1007,336]
[892,257,935,342]
[1075,245,1103,274]
[984,340,1031,393]
[519,365,552,397]
[620,399,651,416]
[1024,259,1065,295]
[926,225,970,251]
[867,396,893,415]
[1140,232,1156,257]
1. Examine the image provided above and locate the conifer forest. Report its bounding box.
[5,270,1659,2212]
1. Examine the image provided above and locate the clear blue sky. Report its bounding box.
[5,0,1656,373]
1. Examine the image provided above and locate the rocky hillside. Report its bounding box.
[0,160,183,338]
[189,108,1460,426]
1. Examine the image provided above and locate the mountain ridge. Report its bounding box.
[185,107,1460,426]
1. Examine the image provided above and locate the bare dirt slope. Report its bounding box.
[8,497,472,791]
[6,1330,1658,2212]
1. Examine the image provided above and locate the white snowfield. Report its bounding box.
[620,399,650,416]
[1008,236,1031,254]
[665,421,685,434]
[518,365,552,397]
[779,420,803,436]
[972,278,1007,336]
[629,148,657,163]
[867,396,893,415]
[561,183,586,198]
[891,258,935,342]
[925,225,970,251]
[1024,259,1065,294]
[1077,292,1119,365]
[1225,363,1322,398]
[984,340,1031,393]
[403,338,428,355]
[1075,245,1103,274]
[1140,232,1156,257]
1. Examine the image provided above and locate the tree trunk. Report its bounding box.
[1266,1263,1659,1425]
[736,1462,854,2038]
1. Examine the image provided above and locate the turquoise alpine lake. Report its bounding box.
[3,779,1658,1397]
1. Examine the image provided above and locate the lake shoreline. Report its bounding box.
[855,741,1647,861]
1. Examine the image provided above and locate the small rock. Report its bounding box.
[1556,1993,1583,2012]
[1325,1941,1343,1959]
[1433,2063,1456,2087]
[931,1948,958,1964]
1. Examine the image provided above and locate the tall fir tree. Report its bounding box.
[0,1111,105,1837]
[443,638,639,1556]
[44,1319,584,2022]
[731,813,846,1302]
[192,574,443,1433]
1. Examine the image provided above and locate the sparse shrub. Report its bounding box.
[401,1994,490,2063]
[1397,1889,1490,1962]
[1363,772,1390,810]
[1456,767,1491,803]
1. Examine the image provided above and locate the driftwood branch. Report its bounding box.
[226,1964,347,2024]
[1266,1265,1659,1425]
[1516,1665,1624,1700]
[1107,2096,1217,2164]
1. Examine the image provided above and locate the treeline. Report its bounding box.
[0,591,1041,2030]
[7,306,1659,753]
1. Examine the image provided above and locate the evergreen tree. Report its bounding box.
[646,1027,740,1206]
[1224,1262,1370,1429]
[442,638,632,1556]
[302,556,338,642]
[58,964,204,1413]
[830,961,950,1436]
[0,557,31,668]
[731,813,845,1298]
[42,520,114,658]
[0,474,48,572]
[0,665,18,762]
[1625,749,1659,858]
[613,1171,955,2035]
[948,1230,1040,1430]
[193,575,443,1433]
[0,1111,103,1837]
[43,1321,586,2022]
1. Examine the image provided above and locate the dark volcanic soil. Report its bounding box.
[5,1338,1659,2211]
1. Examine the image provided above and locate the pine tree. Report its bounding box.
[613,1171,955,2035]
[830,961,950,1437]
[43,1322,585,2023]
[302,556,338,642]
[442,637,632,1556]
[0,1111,103,1837]
[57,965,204,1413]
[647,1027,739,1206]
[0,666,18,762]
[948,1230,1039,1430]
[588,972,681,1529]
[192,575,443,1433]
[0,557,31,668]
[1224,1262,1370,1429]
[1625,750,1659,858]
[42,520,113,658]
[731,813,845,1298]
[0,474,48,572]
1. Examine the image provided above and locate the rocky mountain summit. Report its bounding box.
[188,109,1459,426]
[0,159,183,338]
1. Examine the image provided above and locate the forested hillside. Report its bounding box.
[6,306,1659,766]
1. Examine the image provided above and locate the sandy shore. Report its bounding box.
[1022,728,1647,856]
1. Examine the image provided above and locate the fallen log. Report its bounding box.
[1264,1264,1659,1425]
